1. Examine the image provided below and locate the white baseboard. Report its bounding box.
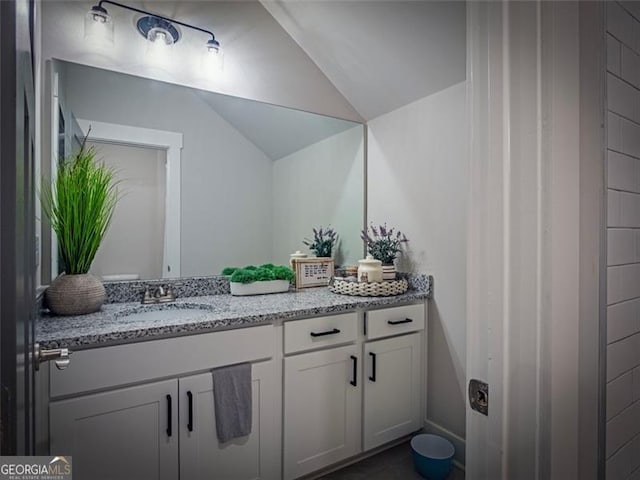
[423,419,466,471]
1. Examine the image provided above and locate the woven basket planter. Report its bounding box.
[46,273,106,316]
[329,278,408,297]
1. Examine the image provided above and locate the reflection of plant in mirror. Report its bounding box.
[361,223,409,265]
[41,134,120,274]
[226,264,295,284]
[303,226,338,258]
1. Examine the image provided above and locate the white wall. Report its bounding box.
[272,126,364,266]
[63,62,274,276]
[605,3,640,478]
[367,81,467,461]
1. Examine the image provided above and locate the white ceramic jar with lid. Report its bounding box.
[358,255,383,283]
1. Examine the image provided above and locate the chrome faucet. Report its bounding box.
[142,284,176,304]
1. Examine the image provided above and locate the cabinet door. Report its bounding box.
[179,361,279,480]
[283,345,361,480]
[363,332,422,450]
[50,379,178,480]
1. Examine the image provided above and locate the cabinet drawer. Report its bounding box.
[284,313,358,354]
[366,304,425,340]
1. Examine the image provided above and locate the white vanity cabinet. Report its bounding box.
[282,312,361,480]
[282,304,425,480]
[363,304,425,451]
[48,325,279,480]
[44,301,426,480]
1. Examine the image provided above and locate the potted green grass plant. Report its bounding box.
[41,136,119,315]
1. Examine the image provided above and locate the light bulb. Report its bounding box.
[147,27,175,45]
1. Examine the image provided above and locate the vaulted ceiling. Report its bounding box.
[262,0,467,120]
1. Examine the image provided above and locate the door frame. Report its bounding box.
[0,0,37,455]
[75,119,183,278]
[465,1,605,478]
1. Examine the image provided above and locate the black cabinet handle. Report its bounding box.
[310,328,341,337]
[187,391,193,432]
[166,394,172,437]
[388,318,413,325]
[369,352,376,382]
[350,355,358,386]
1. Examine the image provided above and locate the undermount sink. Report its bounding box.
[116,304,215,323]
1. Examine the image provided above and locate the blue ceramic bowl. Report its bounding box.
[411,434,455,479]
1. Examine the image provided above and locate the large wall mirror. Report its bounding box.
[45,59,365,282]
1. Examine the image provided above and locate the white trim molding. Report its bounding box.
[76,119,183,278]
[466,2,604,479]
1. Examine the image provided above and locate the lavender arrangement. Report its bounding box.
[361,223,409,264]
[303,226,338,258]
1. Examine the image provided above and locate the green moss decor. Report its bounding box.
[224,264,295,284]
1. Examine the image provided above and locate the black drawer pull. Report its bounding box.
[350,355,358,386]
[310,328,341,337]
[387,318,413,325]
[187,391,193,432]
[369,352,376,382]
[166,394,173,437]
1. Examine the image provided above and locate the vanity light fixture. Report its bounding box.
[86,0,221,54]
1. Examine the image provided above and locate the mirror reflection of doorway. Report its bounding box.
[88,141,166,281]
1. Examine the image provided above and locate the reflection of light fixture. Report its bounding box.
[85,0,221,55]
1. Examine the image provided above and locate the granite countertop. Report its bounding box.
[36,287,428,350]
